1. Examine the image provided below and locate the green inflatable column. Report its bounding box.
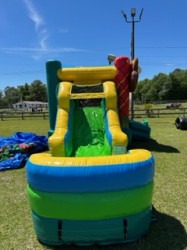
[46,60,62,136]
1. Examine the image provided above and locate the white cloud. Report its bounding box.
[0,46,89,61]
[1,1,88,60]
[39,29,48,51]
[23,0,44,31]
[0,47,89,54]
[22,0,48,56]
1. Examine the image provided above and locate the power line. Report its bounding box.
[137,46,187,49]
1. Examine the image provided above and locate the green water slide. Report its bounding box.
[48,81,128,157]
[72,105,111,157]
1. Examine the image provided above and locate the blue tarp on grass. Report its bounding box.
[0,132,48,171]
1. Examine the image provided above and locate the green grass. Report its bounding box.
[0,118,187,250]
[0,119,49,137]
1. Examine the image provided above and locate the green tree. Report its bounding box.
[135,69,186,102]
[0,90,5,107]
[28,80,47,102]
[4,86,20,107]
[168,69,182,100]
[152,73,171,101]
[18,83,30,101]
[135,78,152,103]
[169,69,187,100]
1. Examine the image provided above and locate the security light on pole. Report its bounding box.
[121,7,143,120]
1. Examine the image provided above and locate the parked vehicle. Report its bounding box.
[166,103,181,109]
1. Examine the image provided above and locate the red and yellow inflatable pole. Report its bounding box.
[113,56,139,128]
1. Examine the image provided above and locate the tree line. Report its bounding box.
[0,80,47,107]
[135,68,187,103]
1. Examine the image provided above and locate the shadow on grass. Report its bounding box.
[130,138,180,153]
[45,207,187,250]
[142,206,187,250]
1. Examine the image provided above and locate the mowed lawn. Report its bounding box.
[0,117,187,250]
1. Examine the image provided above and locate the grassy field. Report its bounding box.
[0,117,187,250]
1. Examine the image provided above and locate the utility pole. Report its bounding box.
[121,8,143,120]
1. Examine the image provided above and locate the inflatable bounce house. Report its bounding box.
[26,56,155,246]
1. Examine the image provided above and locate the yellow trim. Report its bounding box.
[48,82,71,156]
[29,149,152,166]
[103,81,128,149]
[71,93,105,99]
[57,66,117,84]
